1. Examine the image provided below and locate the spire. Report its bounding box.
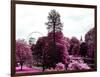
[80,36,83,42]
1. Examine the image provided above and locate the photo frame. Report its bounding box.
[11,0,97,77]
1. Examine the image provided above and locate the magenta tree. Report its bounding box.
[47,31,69,65]
[69,37,80,55]
[32,32,69,70]
[32,36,48,71]
[45,9,68,68]
[16,39,33,71]
[85,28,96,58]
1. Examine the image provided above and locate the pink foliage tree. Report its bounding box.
[47,31,69,65]
[16,39,33,71]
[32,32,69,70]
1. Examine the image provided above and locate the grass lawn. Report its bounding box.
[16,66,42,74]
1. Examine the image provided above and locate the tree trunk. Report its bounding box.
[43,66,45,72]
[20,62,23,71]
[53,21,56,50]
[42,52,45,72]
[21,65,23,71]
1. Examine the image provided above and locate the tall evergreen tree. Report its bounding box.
[45,9,63,33]
[45,9,63,52]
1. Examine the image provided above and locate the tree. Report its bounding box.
[45,9,63,33]
[32,32,69,70]
[63,37,71,51]
[16,39,33,70]
[32,37,48,71]
[85,28,96,58]
[45,9,63,59]
[69,37,80,55]
[80,42,88,57]
[47,40,68,67]
[47,31,69,65]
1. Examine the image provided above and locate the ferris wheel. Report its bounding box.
[26,31,43,44]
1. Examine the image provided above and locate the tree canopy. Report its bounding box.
[16,39,33,70]
[45,9,63,32]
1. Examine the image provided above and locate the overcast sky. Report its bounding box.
[16,4,94,41]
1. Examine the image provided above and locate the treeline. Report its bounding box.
[15,9,96,71]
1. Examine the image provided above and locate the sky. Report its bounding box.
[16,4,94,42]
